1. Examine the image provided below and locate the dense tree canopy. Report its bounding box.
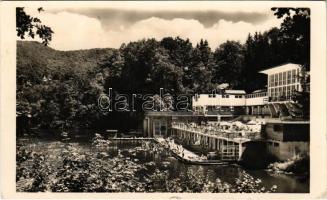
[271,7,310,69]
[16,7,310,132]
[213,41,245,89]
[16,7,54,46]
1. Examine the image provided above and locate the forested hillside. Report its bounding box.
[16,8,310,132]
[17,41,115,84]
[17,41,117,130]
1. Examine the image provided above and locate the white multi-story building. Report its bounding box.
[192,63,304,118]
[260,63,302,102]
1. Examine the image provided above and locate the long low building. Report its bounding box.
[142,63,309,162]
[192,63,305,119]
[143,111,309,161]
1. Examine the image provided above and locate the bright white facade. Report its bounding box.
[245,91,269,106]
[260,63,302,102]
[192,91,268,109]
[192,90,246,108]
[192,63,302,110]
[191,63,305,118]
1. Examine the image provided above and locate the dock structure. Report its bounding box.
[109,137,153,140]
[154,138,228,165]
[171,123,262,161]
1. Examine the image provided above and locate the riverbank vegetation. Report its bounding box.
[17,139,277,192]
[267,154,310,175]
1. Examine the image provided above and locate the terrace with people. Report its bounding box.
[172,121,263,141]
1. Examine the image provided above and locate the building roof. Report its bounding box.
[259,63,301,75]
[144,111,201,117]
[251,89,267,94]
[225,90,246,94]
[264,118,310,124]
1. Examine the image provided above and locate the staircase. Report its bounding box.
[278,103,290,117]
[285,102,303,118]
[268,104,278,118]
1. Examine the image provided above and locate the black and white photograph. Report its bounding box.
[0,1,326,198]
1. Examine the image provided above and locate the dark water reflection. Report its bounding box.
[17,137,309,193]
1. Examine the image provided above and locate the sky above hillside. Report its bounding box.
[23,2,282,51]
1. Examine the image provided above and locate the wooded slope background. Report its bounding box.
[16,8,310,131]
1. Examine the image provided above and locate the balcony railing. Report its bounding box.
[269,96,292,102]
[172,123,261,141]
[245,92,267,99]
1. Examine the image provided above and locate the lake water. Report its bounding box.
[17,137,309,193]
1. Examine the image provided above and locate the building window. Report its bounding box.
[225,95,229,98]
[283,72,286,85]
[292,69,296,84]
[154,120,167,137]
[275,74,278,86]
[276,87,279,100]
[279,87,283,100]
[280,87,285,100]
[287,86,291,100]
[280,87,283,97]
[272,75,275,87]
[279,72,282,86]
[271,88,275,100]
[287,71,291,84]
